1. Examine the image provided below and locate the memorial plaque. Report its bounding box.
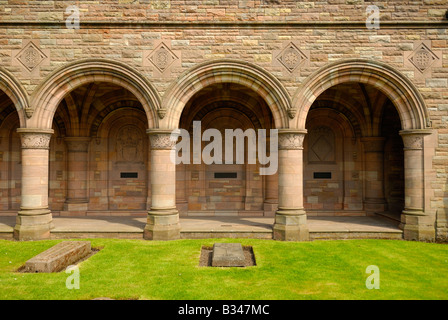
[24,241,91,273]
[211,243,245,267]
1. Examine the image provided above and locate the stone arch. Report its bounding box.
[30,59,160,129]
[0,67,28,127]
[162,59,291,129]
[292,59,430,131]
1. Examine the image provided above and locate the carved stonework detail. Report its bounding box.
[309,126,335,162]
[148,131,177,150]
[157,108,167,119]
[147,42,178,73]
[117,126,143,161]
[404,41,442,80]
[278,131,306,150]
[401,134,423,150]
[408,43,439,74]
[19,132,52,150]
[287,108,297,119]
[12,40,50,77]
[16,42,47,72]
[274,42,308,74]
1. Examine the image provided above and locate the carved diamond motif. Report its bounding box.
[147,42,179,73]
[408,43,439,74]
[311,136,332,161]
[15,42,47,72]
[275,42,307,73]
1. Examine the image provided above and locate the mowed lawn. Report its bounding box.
[0,238,447,300]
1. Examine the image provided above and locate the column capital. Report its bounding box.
[64,137,91,152]
[399,129,433,150]
[17,128,54,150]
[147,129,177,150]
[277,129,307,150]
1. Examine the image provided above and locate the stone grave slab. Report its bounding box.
[211,243,245,267]
[24,241,91,273]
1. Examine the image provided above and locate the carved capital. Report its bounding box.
[147,129,177,150]
[17,128,53,150]
[278,129,307,150]
[399,129,433,150]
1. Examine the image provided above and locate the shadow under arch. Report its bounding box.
[292,58,430,131]
[0,67,28,128]
[161,59,292,130]
[29,58,161,130]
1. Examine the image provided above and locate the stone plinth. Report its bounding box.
[211,243,245,267]
[23,241,91,273]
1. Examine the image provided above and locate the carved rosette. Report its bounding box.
[147,130,178,150]
[17,129,54,150]
[278,130,307,150]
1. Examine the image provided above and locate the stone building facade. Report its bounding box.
[0,0,447,241]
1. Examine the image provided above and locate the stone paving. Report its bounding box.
[0,215,402,240]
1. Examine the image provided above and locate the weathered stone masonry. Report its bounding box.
[0,1,447,241]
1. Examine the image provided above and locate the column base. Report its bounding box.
[401,211,435,241]
[13,209,53,241]
[273,210,309,241]
[144,209,181,240]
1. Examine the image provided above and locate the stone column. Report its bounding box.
[361,137,386,214]
[399,129,434,241]
[273,129,309,241]
[64,137,91,213]
[14,128,54,240]
[144,129,180,240]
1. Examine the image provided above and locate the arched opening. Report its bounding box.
[0,91,21,214]
[293,59,435,240]
[303,83,404,219]
[50,82,150,216]
[178,83,277,217]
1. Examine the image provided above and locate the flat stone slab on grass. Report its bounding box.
[211,243,246,267]
[24,241,91,273]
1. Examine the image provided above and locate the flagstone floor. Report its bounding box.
[0,215,403,240]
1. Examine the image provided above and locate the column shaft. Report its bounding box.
[144,129,180,240]
[399,129,434,241]
[14,128,53,240]
[273,129,309,241]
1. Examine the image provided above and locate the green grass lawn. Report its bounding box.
[0,238,447,300]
